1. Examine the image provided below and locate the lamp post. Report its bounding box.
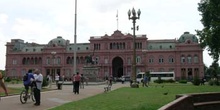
[51,51,56,82]
[128,8,141,88]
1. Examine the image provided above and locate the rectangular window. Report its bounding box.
[104,58,108,64]
[46,58,50,65]
[169,58,174,63]
[187,57,192,63]
[128,58,131,65]
[57,58,61,64]
[181,57,185,63]
[159,58,164,63]
[194,56,198,63]
[12,59,17,65]
[136,56,141,64]
[149,58,154,63]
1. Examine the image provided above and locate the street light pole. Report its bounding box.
[73,0,77,76]
[51,51,57,82]
[128,8,141,88]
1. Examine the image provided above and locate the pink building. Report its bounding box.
[5,30,204,81]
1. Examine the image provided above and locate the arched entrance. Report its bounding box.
[112,57,123,78]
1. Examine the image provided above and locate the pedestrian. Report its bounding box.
[47,74,52,88]
[121,75,125,84]
[143,74,148,87]
[85,76,89,86]
[80,74,84,89]
[72,74,75,93]
[55,73,59,87]
[109,76,113,86]
[33,69,43,106]
[0,71,8,96]
[74,72,81,94]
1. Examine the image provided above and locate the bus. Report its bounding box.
[150,72,175,82]
[136,71,175,83]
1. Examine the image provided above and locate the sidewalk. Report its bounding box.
[0,82,129,110]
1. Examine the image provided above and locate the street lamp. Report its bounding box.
[51,51,57,82]
[128,8,141,88]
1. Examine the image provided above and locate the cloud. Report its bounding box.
[0,13,8,24]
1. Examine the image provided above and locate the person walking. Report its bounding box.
[80,74,85,89]
[72,74,75,93]
[142,74,148,87]
[55,74,59,88]
[33,69,43,106]
[74,72,81,94]
[121,75,125,84]
[47,74,52,88]
[0,71,8,96]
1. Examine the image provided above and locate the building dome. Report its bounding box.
[48,36,68,47]
[178,32,198,43]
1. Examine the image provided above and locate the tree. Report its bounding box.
[196,0,220,63]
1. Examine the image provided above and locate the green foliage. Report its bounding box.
[192,77,201,86]
[5,77,11,82]
[42,77,49,87]
[154,79,175,83]
[208,79,220,86]
[0,70,5,76]
[196,0,220,62]
[178,80,188,84]
[154,77,163,84]
[165,79,175,83]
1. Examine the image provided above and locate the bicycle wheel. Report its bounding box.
[31,91,35,102]
[20,90,27,104]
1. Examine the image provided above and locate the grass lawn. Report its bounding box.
[0,86,52,97]
[51,83,220,110]
[0,87,22,96]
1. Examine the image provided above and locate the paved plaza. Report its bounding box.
[0,82,129,110]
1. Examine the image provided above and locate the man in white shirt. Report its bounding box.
[33,69,43,106]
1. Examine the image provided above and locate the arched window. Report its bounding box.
[194,55,199,63]
[66,57,70,64]
[46,57,50,65]
[57,57,61,64]
[187,55,192,63]
[181,55,185,63]
[159,55,164,63]
[136,56,141,64]
[149,56,154,64]
[22,58,26,65]
[168,56,174,63]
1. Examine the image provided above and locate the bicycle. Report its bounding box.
[20,86,35,104]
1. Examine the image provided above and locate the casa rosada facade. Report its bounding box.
[5,30,204,81]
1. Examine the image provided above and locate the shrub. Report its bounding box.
[192,77,200,86]
[5,77,11,82]
[178,80,187,84]
[154,79,175,83]
[208,79,220,86]
[166,79,175,83]
[214,80,220,86]
[42,77,49,87]
[208,80,214,86]
[154,79,163,84]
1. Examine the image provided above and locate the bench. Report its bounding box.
[104,84,112,92]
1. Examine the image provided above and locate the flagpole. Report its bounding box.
[73,0,77,75]
[116,10,118,30]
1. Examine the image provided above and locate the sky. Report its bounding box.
[0,0,216,70]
